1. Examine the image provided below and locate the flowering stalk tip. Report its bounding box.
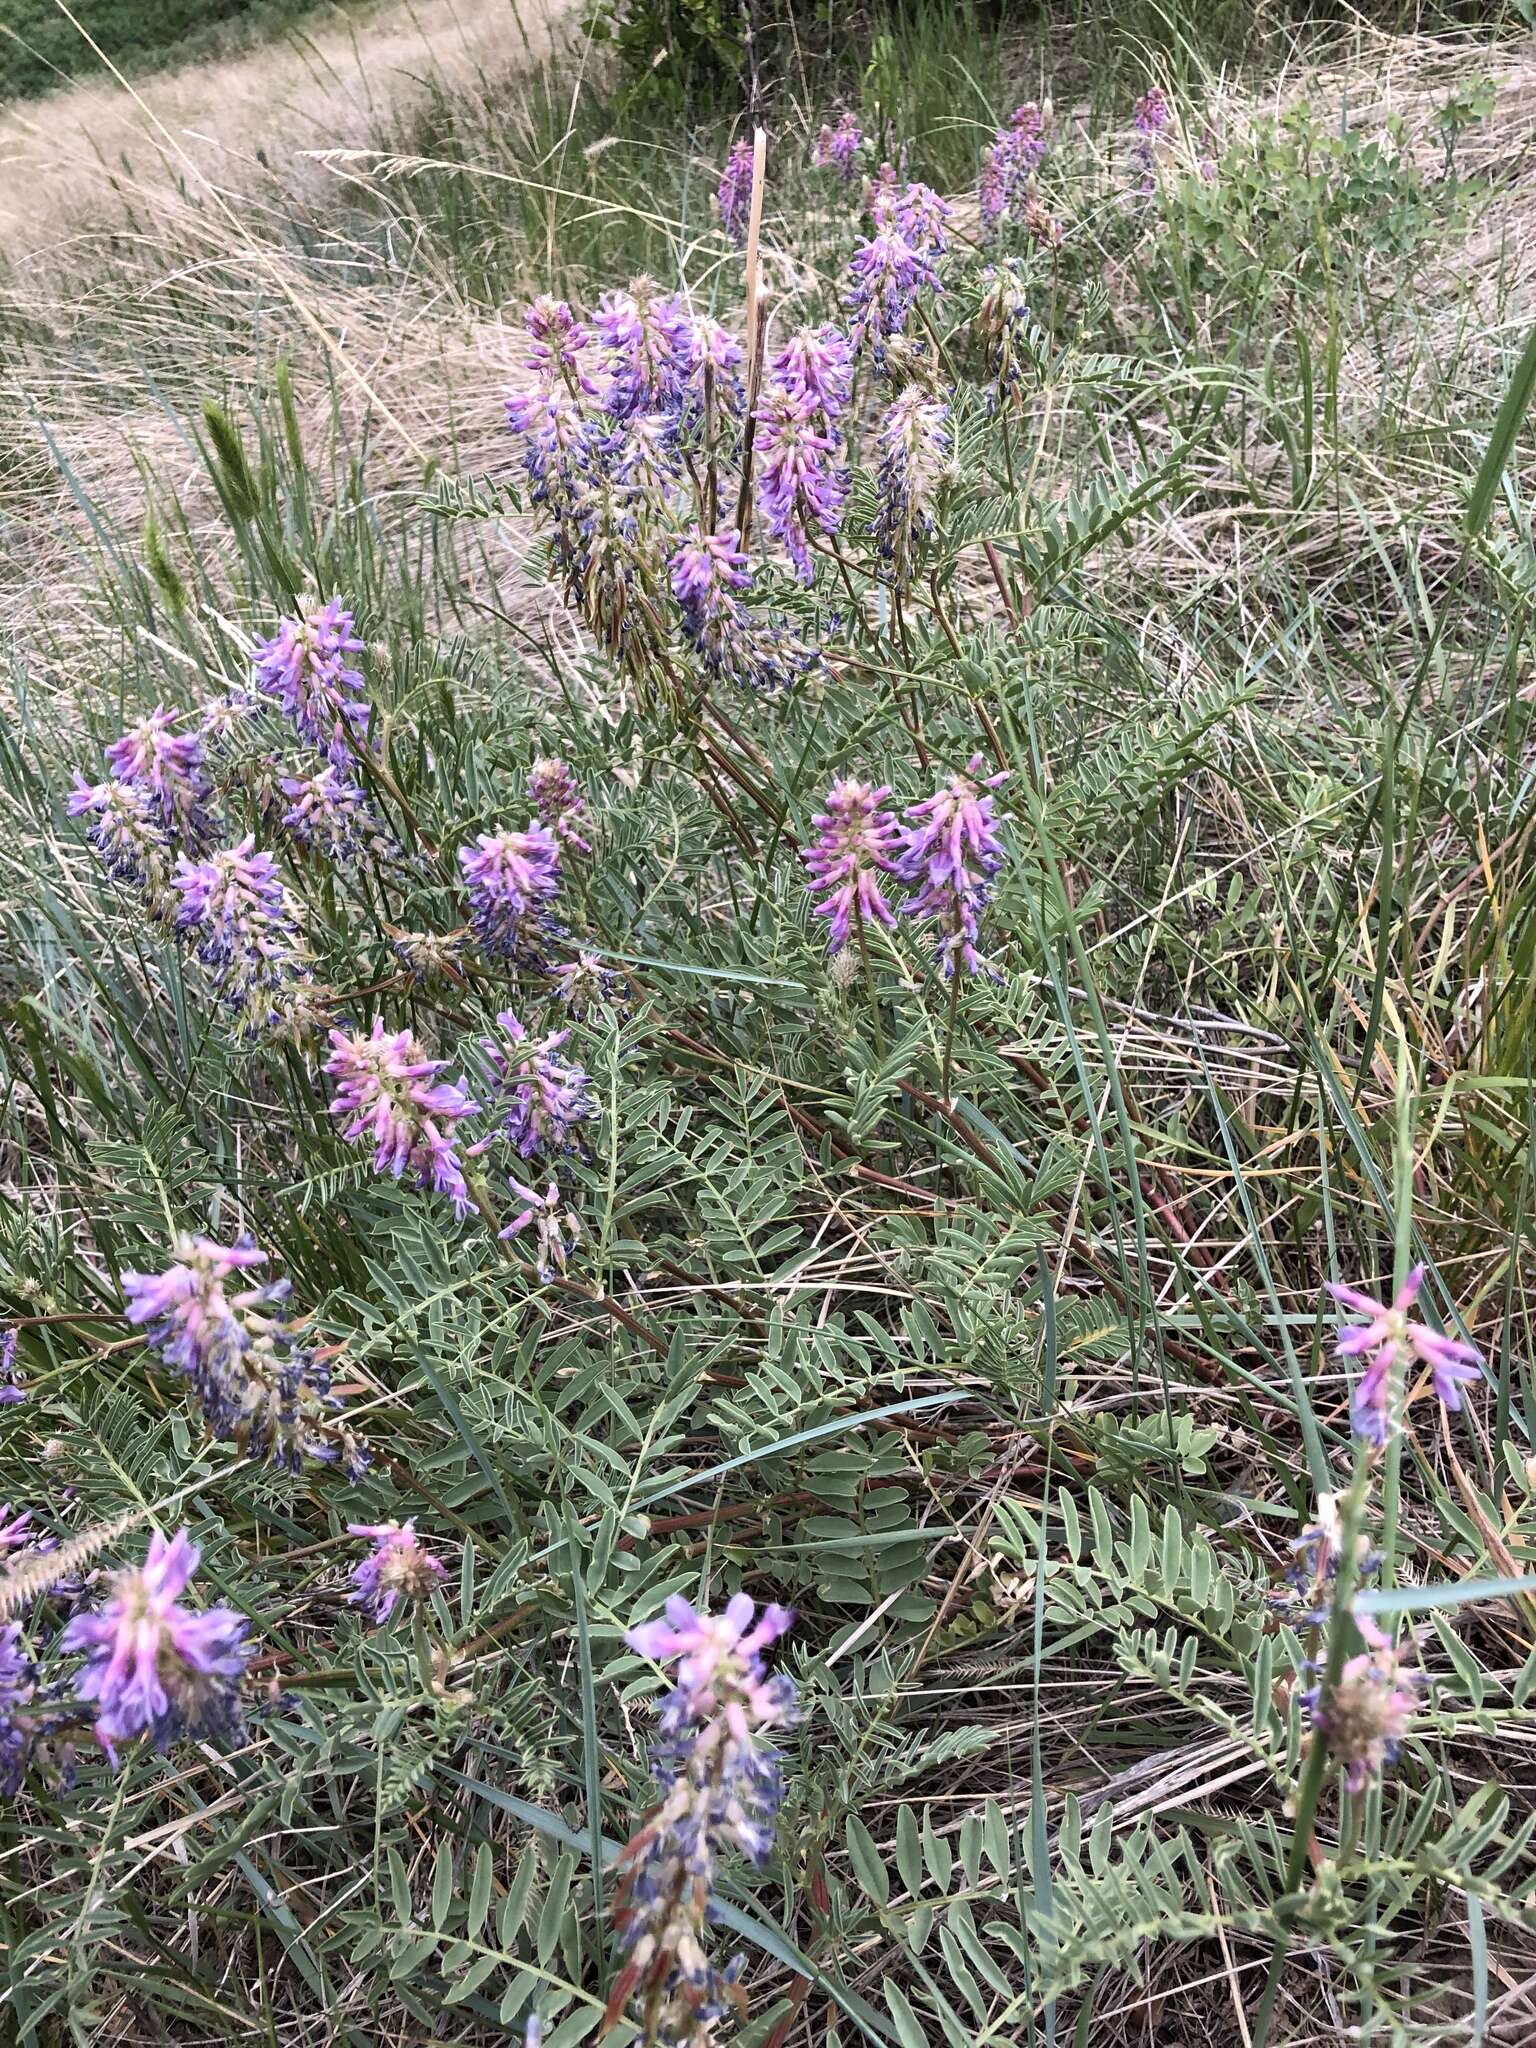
[609,1595,797,2044]
[61,1530,249,1756]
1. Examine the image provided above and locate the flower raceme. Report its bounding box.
[891,180,951,257]
[1132,86,1171,195]
[873,387,953,586]
[525,294,597,394]
[976,262,1036,403]
[753,385,847,582]
[252,599,372,767]
[768,324,853,429]
[552,950,625,1019]
[528,756,592,855]
[717,138,755,245]
[1304,1629,1424,1796]
[0,1625,36,1795]
[668,528,818,696]
[846,223,942,371]
[459,824,562,960]
[68,777,179,923]
[174,837,313,1038]
[324,1020,478,1215]
[594,280,693,420]
[980,101,1048,233]
[499,1179,580,1280]
[61,1530,250,1757]
[478,1011,597,1161]
[802,778,900,955]
[897,756,1009,978]
[280,765,390,867]
[608,1596,798,2045]
[122,1233,369,1479]
[1328,1266,1481,1445]
[104,705,212,844]
[0,1331,22,1407]
[347,1521,447,1623]
[505,385,595,513]
[812,111,862,180]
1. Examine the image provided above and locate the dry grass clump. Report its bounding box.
[0,0,577,252]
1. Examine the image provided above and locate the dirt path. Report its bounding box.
[0,0,576,254]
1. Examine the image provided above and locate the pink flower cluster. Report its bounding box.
[324,1019,478,1215]
[459,824,562,960]
[717,138,755,244]
[803,759,1009,976]
[608,1596,796,2041]
[802,778,900,955]
[61,1530,249,1757]
[812,112,862,180]
[980,101,1049,233]
[528,756,591,854]
[1305,1632,1424,1796]
[478,1010,597,1160]
[1328,1267,1481,1445]
[105,705,212,844]
[347,1521,447,1623]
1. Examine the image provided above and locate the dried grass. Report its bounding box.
[0,0,577,252]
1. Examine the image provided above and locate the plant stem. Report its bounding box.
[940,965,962,1105]
[1251,1459,1373,2048]
[854,908,885,1059]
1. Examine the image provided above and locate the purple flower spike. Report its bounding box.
[505,384,596,510]
[552,951,625,1020]
[846,225,941,371]
[480,1010,597,1160]
[813,112,862,180]
[105,706,212,843]
[873,387,952,586]
[528,757,592,855]
[0,1624,36,1794]
[0,1502,34,1553]
[1134,86,1170,135]
[68,777,179,923]
[1304,1631,1424,1795]
[977,262,1035,403]
[980,102,1048,234]
[346,1521,447,1624]
[594,279,693,420]
[61,1529,250,1755]
[123,1233,368,1478]
[678,314,746,420]
[717,138,756,245]
[526,294,597,394]
[324,1019,478,1215]
[174,836,312,1039]
[458,824,562,961]
[669,527,819,695]
[802,778,899,955]
[1327,1267,1482,1445]
[755,386,846,582]
[1132,87,1170,195]
[768,325,853,428]
[897,754,1009,979]
[499,1178,580,1280]
[252,599,371,768]
[895,182,950,257]
[0,1332,22,1408]
[610,1596,796,2041]
[280,764,388,866]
